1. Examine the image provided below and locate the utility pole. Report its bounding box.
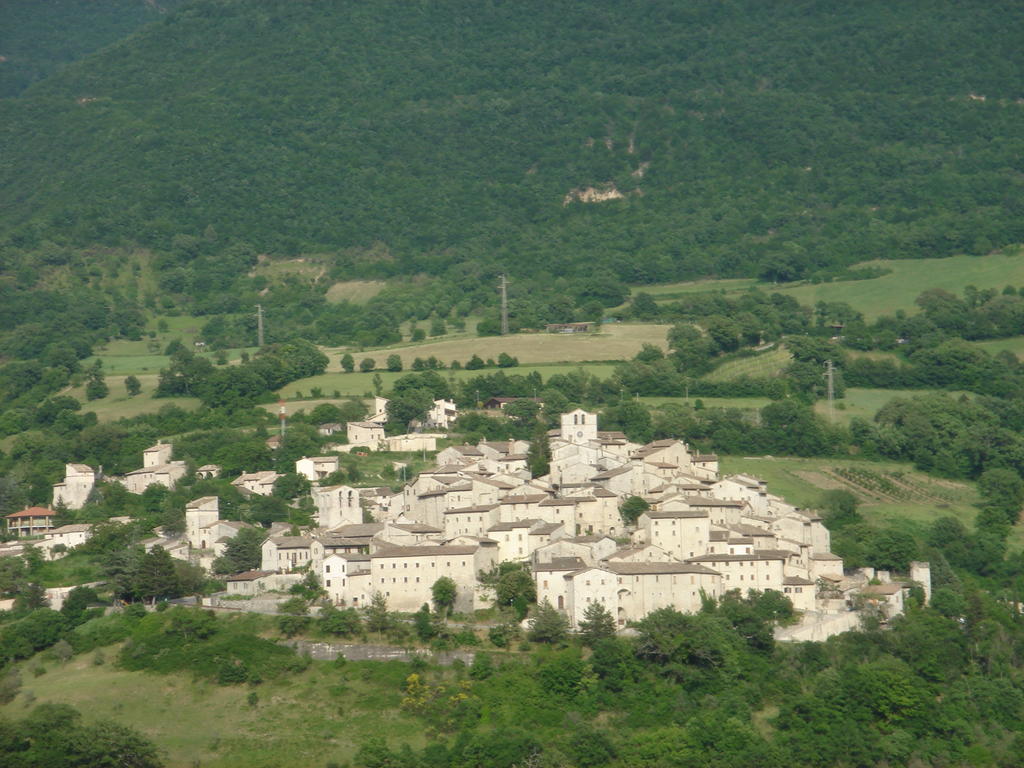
[256,304,265,348]
[278,397,287,440]
[824,360,835,422]
[499,274,509,336]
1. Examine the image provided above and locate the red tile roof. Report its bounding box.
[5,507,55,519]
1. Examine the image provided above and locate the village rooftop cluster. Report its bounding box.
[4,403,929,635]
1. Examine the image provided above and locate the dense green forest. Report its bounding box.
[2,0,1024,287]
[0,0,184,98]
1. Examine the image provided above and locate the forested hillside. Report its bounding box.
[0,0,184,98]
[2,0,1023,286]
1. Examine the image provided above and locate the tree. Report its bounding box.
[340,353,355,373]
[277,596,310,637]
[359,357,376,372]
[136,546,181,604]
[431,577,457,616]
[619,496,650,525]
[85,374,109,401]
[528,600,569,644]
[578,601,616,646]
[365,592,392,635]
[386,388,434,427]
[212,528,268,577]
[124,375,142,397]
[386,354,403,372]
[466,354,485,370]
[497,352,518,368]
[978,468,1024,525]
[430,317,447,336]
[319,605,362,636]
[527,423,551,478]
[487,563,537,616]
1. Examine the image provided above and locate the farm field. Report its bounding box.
[703,346,791,382]
[635,251,1024,321]
[325,279,386,304]
[973,335,1024,358]
[278,362,621,399]
[1,651,425,768]
[64,374,200,422]
[813,388,973,425]
[640,396,771,411]
[324,324,670,371]
[721,455,979,535]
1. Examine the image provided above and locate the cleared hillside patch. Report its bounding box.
[721,456,979,536]
[326,324,670,371]
[814,387,976,426]
[0,651,425,768]
[279,362,621,398]
[64,374,200,422]
[326,279,386,304]
[703,346,792,382]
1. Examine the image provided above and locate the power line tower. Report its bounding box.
[499,274,509,335]
[256,304,265,348]
[823,360,835,422]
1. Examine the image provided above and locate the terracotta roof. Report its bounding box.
[443,504,500,515]
[225,570,274,582]
[608,562,720,576]
[331,523,385,537]
[372,545,480,558]
[783,576,816,586]
[269,536,313,548]
[646,510,709,519]
[488,520,539,532]
[46,524,92,534]
[6,507,55,519]
[534,556,588,572]
[862,583,902,596]
[529,522,562,535]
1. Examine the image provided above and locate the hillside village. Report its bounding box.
[3,402,929,638]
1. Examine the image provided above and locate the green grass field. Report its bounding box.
[973,335,1024,359]
[721,455,979,535]
[325,279,386,304]
[279,362,621,399]
[64,374,201,422]
[324,324,670,371]
[633,250,1024,321]
[640,395,772,411]
[2,652,425,768]
[813,388,973,426]
[703,346,792,382]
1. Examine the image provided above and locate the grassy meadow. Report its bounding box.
[634,250,1024,320]
[2,652,425,768]
[324,324,670,371]
[721,455,980,537]
[813,388,973,426]
[703,346,792,382]
[278,362,621,399]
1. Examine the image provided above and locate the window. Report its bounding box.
[326,580,332,587]
[325,565,331,574]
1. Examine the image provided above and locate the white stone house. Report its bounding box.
[427,399,458,429]
[231,471,282,496]
[312,484,363,529]
[322,553,372,605]
[52,464,97,510]
[261,536,324,573]
[295,456,340,482]
[347,421,385,449]
[368,543,499,613]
